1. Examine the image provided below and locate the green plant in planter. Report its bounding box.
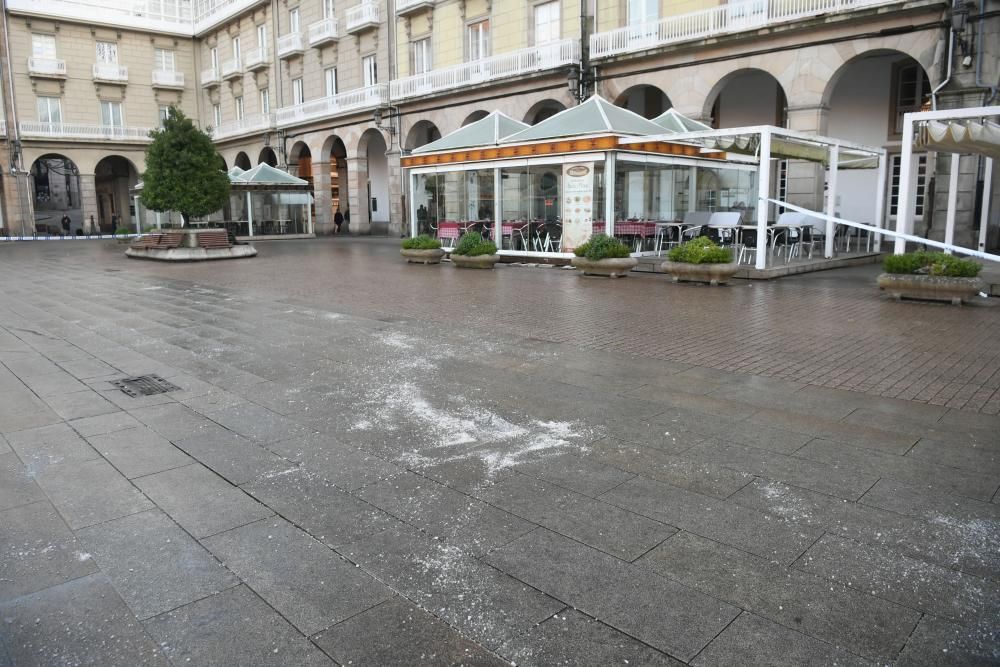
[573,234,631,260]
[401,234,442,250]
[452,231,497,256]
[883,251,981,278]
[667,237,733,264]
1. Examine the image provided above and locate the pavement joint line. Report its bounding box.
[687,609,745,665]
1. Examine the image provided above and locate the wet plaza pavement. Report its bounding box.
[0,237,998,665]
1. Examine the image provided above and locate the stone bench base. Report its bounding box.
[126,245,257,262]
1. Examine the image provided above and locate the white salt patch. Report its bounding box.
[76,552,92,562]
[377,331,415,350]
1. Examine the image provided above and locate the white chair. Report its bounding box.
[707,212,741,247]
[773,212,806,260]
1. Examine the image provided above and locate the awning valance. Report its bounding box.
[915,119,1000,159]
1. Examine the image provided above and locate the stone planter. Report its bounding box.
[877,273,983,305]
[571,257,638,278]
[451,253,499,269]
[660,261,740,285]
[401,248,445,264]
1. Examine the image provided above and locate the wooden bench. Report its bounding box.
[130,232,184,249]
[196,231,231,249]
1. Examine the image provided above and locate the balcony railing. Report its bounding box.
[277,32,305,58]
[152,69,185,88]
[244,47,268,71]
[345,1,379,33]
[308,18,340,46]
[590,0,904,58]
[201,67,220,86]
[221,57,243,80]
[212,112,275,140]
[275,84,387,126]
[396,0,435,16]
[391,39,579,101]
[27,57,67,78]
[92,63,129,83]
[19,122,153,141]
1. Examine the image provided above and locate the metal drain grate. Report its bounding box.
[112,375,181,398]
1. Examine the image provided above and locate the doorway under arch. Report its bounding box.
[405,121,442,152]
[95,155,139,233]
[462,110,489,127]
[359,129,389,230]
[29,154,82,235]
[706,69,787,128]
[615,85,671,120]
[258,147,278,166]
[234,152,253,170]
[524,100,566,124]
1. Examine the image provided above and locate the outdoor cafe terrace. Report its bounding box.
[402,96,886,277]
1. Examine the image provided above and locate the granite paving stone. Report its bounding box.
[279,436,403,490]
[496,609,683,667]
[34,457,154,529]
[4,422,100,469]
[894,615,1000,666]
[203,402,309,444]
[793,533,1000,626]
[904,437,1000,476]
[638,531,921,662]
[796,437,1000,500]
[77,509,238,619]
[859,477,1000,522]
[342,524,564,650]
[511,451,635,497]
[128,402,219,441]
[86,426,192,479]
[0,573,169,666]
[313,597,506,666]
[144,585,333,666]
[202,517,393,636]
[173,425,291,485]
[0,453,45,512]
[600,475,820,563]
[242,468,397,547]
[68,411,143,437]
[691,612,870,666]
[19,370,89,397]
[42,388,119,421]
[357,472,536,555]
[476,473,676,560]
[134,463,274,538]
[733,479,1000,581]
[0,389,61,433]
[0,501,98,601]
[484,528,740,661]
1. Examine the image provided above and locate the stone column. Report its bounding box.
[346,156,370,235]
[783,104,829,214]
[386,151,403,237]
[79,173,99,233]
[311,160,333,235]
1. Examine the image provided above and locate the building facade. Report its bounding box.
[0,0,997,247]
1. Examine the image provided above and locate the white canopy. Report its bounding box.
[916,118,1000,159]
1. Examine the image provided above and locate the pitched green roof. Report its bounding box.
[235,163,308,185]
[412,112,529,154]
[501,96,667,143]
[652,109,712,133]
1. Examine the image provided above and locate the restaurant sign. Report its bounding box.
[561,162,594,252]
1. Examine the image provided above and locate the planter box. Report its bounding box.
[401,248,445,264]
[571,256,638,278]
[451,253,499,269]
[877,273,983,305]
[660,261,739,285]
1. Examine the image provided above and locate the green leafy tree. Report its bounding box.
[140,108,229,226]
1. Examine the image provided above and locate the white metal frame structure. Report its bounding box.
[894,106,1000,257]
[623,126,887,270]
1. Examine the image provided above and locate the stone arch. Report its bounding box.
[234,152,252,170]
[703,68,787,128]
[94,155,140,232]
[258,147,278,166]
[356,128,390,232]
[321,134,350,227]
[217,154,228,170]
[614,85,671,120]
[404,120,442,151]
[28,154,83,235]
[523,99,567,124]
[462,110,490,127]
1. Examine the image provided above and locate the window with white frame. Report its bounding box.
[232,36,241,61]
[32,34,57,59]
[235,96,244,121]
[95,41,118,63]
[158,105,171,126]
[292,77,304,105]
[324,67,338,97]
[362,55,377,87]
[37,96,62,124]
[289,7,300,32]
[212,103,221,127]
[323,0,334,19]
[627,0,658,26]
[466,19,489,61]
[260,88,270,114]
[154,48,175,71]
[889,154,928,218]
[210,46,219,71]
[100,100,124,127]
[411,38,431,75]
[257,24,267,54]
[533,2,560,45]
[891,62,930,136]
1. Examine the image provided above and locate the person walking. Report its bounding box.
[334,209,344,234]
[61,214,71,236]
